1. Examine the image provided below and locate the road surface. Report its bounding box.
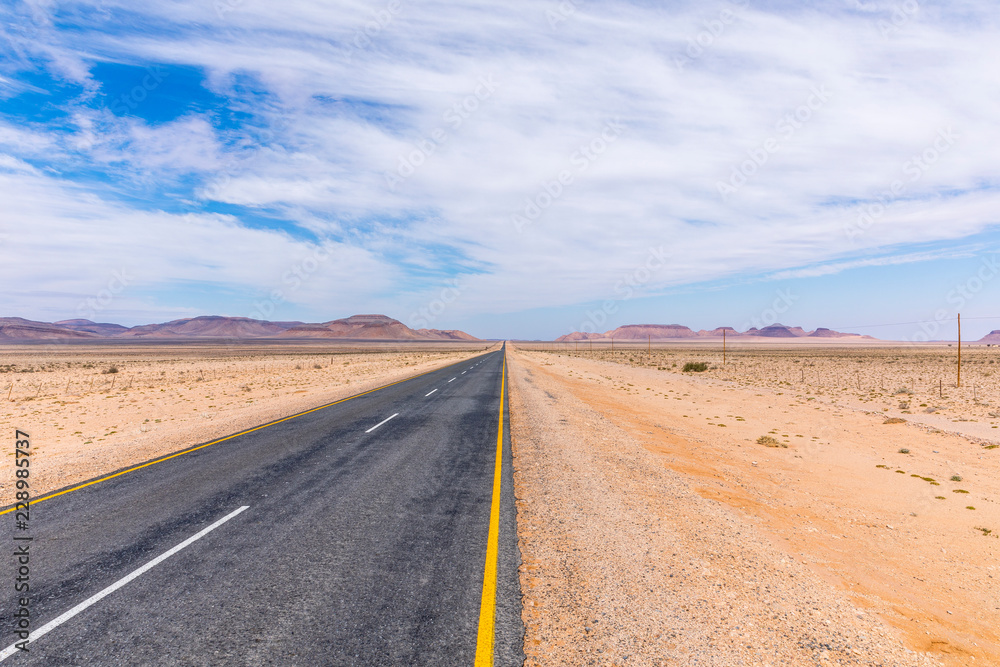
[2,347,522,665]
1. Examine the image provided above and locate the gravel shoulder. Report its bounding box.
[508,346,987,666]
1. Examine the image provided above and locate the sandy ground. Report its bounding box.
[1,342,495,506]
[509,344,998,666]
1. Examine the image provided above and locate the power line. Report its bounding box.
[829,315,1000,331]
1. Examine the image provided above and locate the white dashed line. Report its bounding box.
[425,389,438,397]
[365,413,399,433]
[0,505,250,662]
[448,378,456,382]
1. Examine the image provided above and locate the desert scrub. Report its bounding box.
[102,366,119,374]
[884,417,907,425]
[898,448,910,454]
[757,436,787,448]
[682,362,709,373]
[951,475,963,482]
[953,489,970,494]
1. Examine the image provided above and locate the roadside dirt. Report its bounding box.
[509,346,998,666]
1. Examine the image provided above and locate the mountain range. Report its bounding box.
[556,323,878,341]
[0,315,479,342]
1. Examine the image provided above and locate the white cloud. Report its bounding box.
[3,0,1000,325]
[0,167,398,323]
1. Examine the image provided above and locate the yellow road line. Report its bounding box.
[474,349,506,666]
[1,354,486,516]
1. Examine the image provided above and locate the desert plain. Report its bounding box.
[509,341,998,666]
[3,338,998,665]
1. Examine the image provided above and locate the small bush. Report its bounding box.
[953,489,970,494]
[683,362,709,373]
[757,436,786,448]
[893,387,913,395]
[898,448,910,454]
[884,418,906,425]
[951,475,963,482]
[102,366,119,374]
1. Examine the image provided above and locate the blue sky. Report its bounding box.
[2,0,1000,340]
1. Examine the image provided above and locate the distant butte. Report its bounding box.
[555,322,874,341]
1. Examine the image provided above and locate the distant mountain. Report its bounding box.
[0,317,99,340]
[752,323,804,338]
[279,314,479,341]
[118,316,299,338]
[54,319,131,336]
[0,314,479,342]
[810,327,860,338]
[556,324,698,341]
[556,322,874,341]
[418,328,480,341]
[978,330,1000,343]
[280,314,419,339]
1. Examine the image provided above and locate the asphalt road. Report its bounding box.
[2,346,523,665]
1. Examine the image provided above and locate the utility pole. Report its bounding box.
[723,328,727,365]
[958,313,962,388]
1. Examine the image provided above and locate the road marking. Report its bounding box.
[1,357,481,516]
[474,351,506,666]
[462,371,467,374]
[0,505,249,662]
[448,377,456,382]
[365,413,399,433]
[425,389,438,397]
